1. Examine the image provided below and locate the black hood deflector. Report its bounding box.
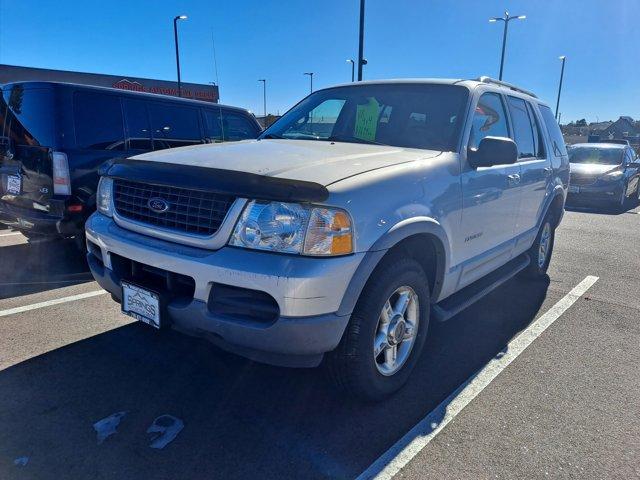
[107,158,329,203]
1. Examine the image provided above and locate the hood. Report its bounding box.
[569,162,621,177]
[130,139,441,186]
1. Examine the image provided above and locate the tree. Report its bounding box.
[575,119,587,126]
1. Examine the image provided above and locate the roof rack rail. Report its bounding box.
[474,76,538,98]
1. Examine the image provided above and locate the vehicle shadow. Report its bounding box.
[565,201,639,215]
[0,239,92,299]
[0,276,550,480]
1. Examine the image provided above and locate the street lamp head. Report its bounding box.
[516,15,526,20]
[175,15,187,20]
[559,55,566,60]
[304,72,313,76]
[346,59,354,64]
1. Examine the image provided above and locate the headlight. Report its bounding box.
[229,200,353,256]
[602,170,623,181]
[96,177,114,217]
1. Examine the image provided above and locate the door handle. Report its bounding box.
[543,167,553,175]
[507,173,521,185]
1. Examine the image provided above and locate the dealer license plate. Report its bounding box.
[6,174,21,195]
[121,281,161,329]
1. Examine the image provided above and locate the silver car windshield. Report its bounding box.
[569,147,624,165]
[261,84,469,152]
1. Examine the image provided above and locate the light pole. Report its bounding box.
[304,72,314,93]
[357,0,366,81]
[555,56,566,120]
[258,79,267,125]
[489,11,525,81]
[346,59,355,82]
[173,15,188,97]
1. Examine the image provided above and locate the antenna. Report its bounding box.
[211,31,220,100]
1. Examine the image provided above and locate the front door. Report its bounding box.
[457,92,522,287]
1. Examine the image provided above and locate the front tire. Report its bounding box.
[326,255,430,401]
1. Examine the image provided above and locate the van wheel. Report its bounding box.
[326,255,430,401]
[522,212,555,279]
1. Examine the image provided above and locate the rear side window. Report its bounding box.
[2,85,55,147]
[507,96,535,159]
[469,93,509,150]
[538,105,567,157]
[123,99,152,151]
[74,92,124,150]
[148,103,202,150]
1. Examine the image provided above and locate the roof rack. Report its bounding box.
[474,76,538,98]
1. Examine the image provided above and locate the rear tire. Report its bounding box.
[522,212,555,279]
[326,255,430,401]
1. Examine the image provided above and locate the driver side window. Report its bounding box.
[468,93,509,150]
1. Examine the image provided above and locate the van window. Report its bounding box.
[123,99,152,151]
[2,85,55,147]
[469,93,509,150]
[74,92,125,150]
[203,109,224,142]
[223,112,260,141]
[507,96,535,159]
[538,104,567,157]
[204,109,260,142]
[148,103,202,150]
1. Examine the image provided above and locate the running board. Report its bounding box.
[432,253,530,322]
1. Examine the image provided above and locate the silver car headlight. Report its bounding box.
[229,200,353,256]
[602,169,623,181]
[96,177,114,217]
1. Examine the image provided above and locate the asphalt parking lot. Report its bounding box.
[0,204,638,480]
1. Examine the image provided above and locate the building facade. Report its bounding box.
[0,64,219,103]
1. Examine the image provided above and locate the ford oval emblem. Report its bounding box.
[148,197,170,213]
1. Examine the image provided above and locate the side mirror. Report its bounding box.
[468,136,518,168]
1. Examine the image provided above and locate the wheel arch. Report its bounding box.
[337,217,450,316]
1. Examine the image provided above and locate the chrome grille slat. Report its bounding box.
[113,179,235,236]
[569,173,597,187]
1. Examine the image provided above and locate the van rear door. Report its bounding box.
[0,84,57,213]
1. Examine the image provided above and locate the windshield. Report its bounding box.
[261,83,469,151]
[568,146,624,165]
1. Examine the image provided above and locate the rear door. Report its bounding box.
[458,91,522,285]
[506,96,551,236]
[0,84,57,211]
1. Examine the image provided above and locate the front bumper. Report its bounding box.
[85,213,364,367]
[0,200,82,237]
[567,182,622,204]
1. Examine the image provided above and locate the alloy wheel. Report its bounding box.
[373,286,419,376]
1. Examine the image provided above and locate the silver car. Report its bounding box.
[86,77,569,400]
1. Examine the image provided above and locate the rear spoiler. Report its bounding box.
[106,157,329,203]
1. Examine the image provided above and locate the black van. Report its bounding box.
[0,81,261,247]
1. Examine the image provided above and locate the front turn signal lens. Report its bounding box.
[303,207,353,256]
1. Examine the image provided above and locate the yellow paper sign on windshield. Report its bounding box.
[354,97,379,142]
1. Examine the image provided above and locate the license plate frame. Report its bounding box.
[6,174,21,195]
[121,281,161,329]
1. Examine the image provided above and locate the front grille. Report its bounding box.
[113,179,235,236]
[569,172,597,187]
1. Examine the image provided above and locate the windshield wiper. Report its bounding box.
[327,135,386,146]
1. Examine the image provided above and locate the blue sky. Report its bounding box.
[1,0,638,123]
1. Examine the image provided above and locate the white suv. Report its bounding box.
[86,77,569,400]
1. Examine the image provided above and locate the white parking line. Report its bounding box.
[0,290,107,318]
[357,275,599,480]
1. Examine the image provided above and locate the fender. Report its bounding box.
[336,217,450,316]
[539,184,566,229]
